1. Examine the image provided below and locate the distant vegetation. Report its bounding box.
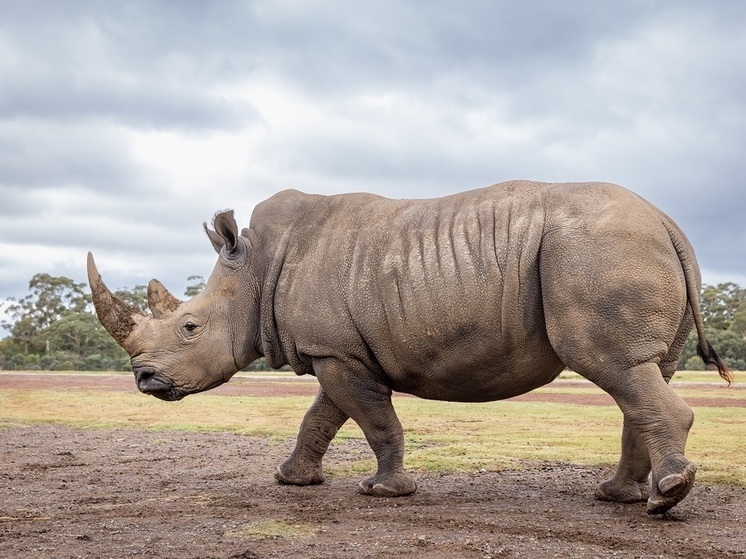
[1,274,745,372]
[678,282,746,371]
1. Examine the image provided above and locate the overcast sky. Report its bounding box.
[1,1,745,331]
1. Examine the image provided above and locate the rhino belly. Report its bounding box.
[381,333,565,403]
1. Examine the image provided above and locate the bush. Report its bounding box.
[37,351,85,371]
[83,353,131,372]
[244,357,269,371]
[242,357,291,372]
[683,355,706,371]
[724,357,746,371]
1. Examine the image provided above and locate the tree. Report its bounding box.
[6,316,37,355]
[114,285,148,312]
[2,274,88,355]
[0,337,25,370]
[19,274,87,329]
[678,283,746,370]
[46,312,121,357]
[730,299,746,340]
[1,273,130,370]
[43,311,129,370]
[185,275,205,297]
[702,329,746,370]
[700,282,746,330]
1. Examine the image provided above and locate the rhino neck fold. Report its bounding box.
[257,231,293,371]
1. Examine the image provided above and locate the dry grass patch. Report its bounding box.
[225,520,321,540]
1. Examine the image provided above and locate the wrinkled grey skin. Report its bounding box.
[88,181,730,515]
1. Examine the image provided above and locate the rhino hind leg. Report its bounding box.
[589,362,696,515]
[313,358,418,497]
[596,421,651,503]
[647,462,697,515]
[275,388,349,486]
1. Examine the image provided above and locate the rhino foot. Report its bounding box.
[358,471,417,497]
[274,461,325,486]
[595,478,650,503]
[646,462,697,515]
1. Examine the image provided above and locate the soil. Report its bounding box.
[1,374,744,558]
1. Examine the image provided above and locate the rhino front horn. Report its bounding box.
[87,252,146,351]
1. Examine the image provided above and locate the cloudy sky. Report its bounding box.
[1,1,745,330]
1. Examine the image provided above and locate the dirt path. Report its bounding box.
[1,425,744,559]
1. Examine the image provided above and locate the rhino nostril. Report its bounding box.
[134,368,157,390]
[132,366,178,399]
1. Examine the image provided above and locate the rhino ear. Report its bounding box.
[211,210,241,258]
[203,210,240,256]
[203,222,225,254]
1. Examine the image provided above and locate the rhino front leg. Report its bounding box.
[313,357,418,497]
[596,420,651,503]
[275,387,349,486]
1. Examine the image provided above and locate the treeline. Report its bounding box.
[1,274,745,372]
[678,283,746,371]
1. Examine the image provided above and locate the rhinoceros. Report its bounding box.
[88,181,730,515]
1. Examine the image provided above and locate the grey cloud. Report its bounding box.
[0,1,258,131]
[0,78,254,131]
[0,122,149,196]
[243,3,710,110]
[1,0,745,321]
[0,181,219,254]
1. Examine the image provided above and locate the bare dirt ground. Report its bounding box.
[1,374,744,558]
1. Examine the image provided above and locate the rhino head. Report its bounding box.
[88,211,262,400]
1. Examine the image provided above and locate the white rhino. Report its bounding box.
[88,181,730,515]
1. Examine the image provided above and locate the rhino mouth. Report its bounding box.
[133,366,187,401]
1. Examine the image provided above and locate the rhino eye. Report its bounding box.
[183,322,198,333]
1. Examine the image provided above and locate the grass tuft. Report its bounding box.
[225,520,321,540]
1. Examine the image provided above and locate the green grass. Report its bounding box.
[0,373,743,487]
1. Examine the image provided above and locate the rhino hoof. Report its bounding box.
[646,462,697,515]
[274,465,325,486]
[358,472,417,497]
[595,478,649,503]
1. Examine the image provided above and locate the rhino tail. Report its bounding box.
[660,218,732,385]
[696,341,731,384]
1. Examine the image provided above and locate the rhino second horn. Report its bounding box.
[87,252,146,350]
[147,279,183,319]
